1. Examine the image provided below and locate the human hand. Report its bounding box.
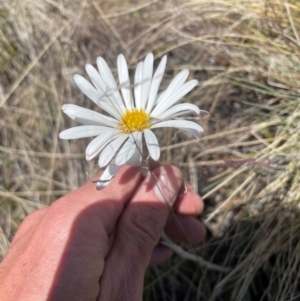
[0,165,206,301]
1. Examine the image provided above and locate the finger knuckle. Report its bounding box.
[124,207,164,248]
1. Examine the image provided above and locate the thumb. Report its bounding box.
[98,165,183,301]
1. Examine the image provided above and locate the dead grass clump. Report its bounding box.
[1,0,300,300]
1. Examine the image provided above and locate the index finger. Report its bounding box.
[49,165,142,235]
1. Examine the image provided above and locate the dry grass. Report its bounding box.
[1,0,300,300]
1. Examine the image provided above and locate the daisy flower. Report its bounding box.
[59,53,204,190]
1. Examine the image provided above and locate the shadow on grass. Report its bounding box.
[144,202,300,301]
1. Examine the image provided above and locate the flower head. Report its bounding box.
[59,53,204,189]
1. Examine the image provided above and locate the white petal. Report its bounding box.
[74,74,102,104]
[98,100,122,120]
[86,129,121,161]
[85,64,106,93]
[157,103,200,120]
[73,75,120,119]
[118,54,132,110]
[96,163,120,190]
[168,109,209,119]
[134,62,143,109]
[154,91,165,105]
[199,110,210,118]
[151,120,203,139]
[96,57,126,114]
[114,142,136,166]
[146,55,167,114]
[86,64,122,117]
[59,126,108,139]
[154,70,189,108]
[98,134,129,167]
[114,132,142,166]
[151,80,198,117]
[62,104,118,127]
[126,148,142,166]
[144,129,160,161]
[96,57,117,89]
[180,127,202,139]
[140,53,153,110]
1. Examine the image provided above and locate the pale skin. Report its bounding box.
[0,165,206,301]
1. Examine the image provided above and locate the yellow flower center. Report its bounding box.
[119,109,150,133]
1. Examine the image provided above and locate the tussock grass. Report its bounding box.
[1,0,300,299]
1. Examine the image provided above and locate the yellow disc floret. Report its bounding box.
[120,109,150,133]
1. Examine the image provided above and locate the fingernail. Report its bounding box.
[154,168,182,205]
